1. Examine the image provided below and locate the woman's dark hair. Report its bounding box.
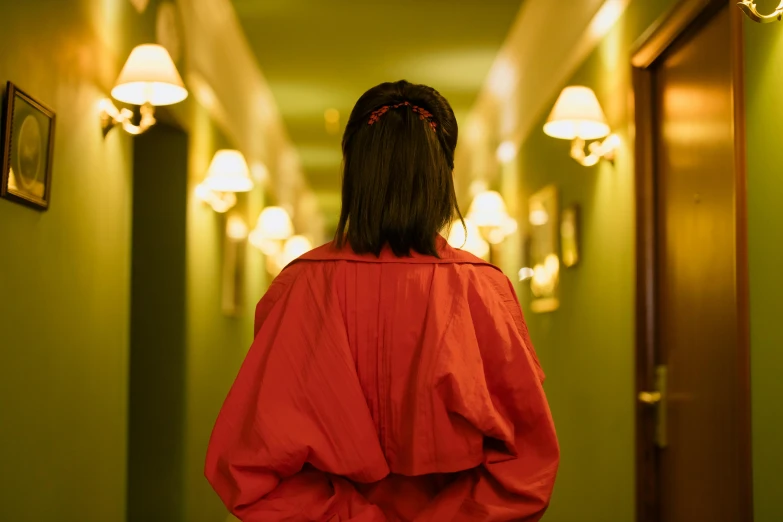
[335,80,463,257]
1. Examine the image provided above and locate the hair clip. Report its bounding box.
[368,101,438,132]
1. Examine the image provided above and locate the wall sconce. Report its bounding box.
[248,207,311,275]
[543,86,619,167]
[222,215,248,316]
[248,206,294,256]
[270,235,314,274]
[446,218,490,259]
[195,150,254,213]
[100,44,187,136]
[466,190,518,245]
[226,215,249,241]
[737,0,783,23]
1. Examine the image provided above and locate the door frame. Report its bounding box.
[631,1,752,521]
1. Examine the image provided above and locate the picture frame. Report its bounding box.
[222,216,247,317]
[1,82,56,210]
[528,184,560,313]
[561,204,580,267]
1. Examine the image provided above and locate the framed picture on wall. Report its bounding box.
[1,82,56,210]
[222,216,247,317]
[528,185,560,313]
[561,204,580,268]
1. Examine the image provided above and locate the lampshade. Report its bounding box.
[254,206,294,241]
[111,44,188,106]
[277,235,313,267]
[467,191,510,229]
[203,150,254,193]
[543,86,610,141]
[446,219,490,259]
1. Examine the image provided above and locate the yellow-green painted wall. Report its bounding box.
[744,16,783,522]
[0,0,153,520]
[511,2,678,521]
[514,3,783,521]
[182,101,268,522]
[0,1,270,521]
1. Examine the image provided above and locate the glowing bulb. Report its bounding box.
[254,206,293,241]
[251,162,269,184]
[277,235,313,267]
[588,0,630,40]
[518,267,535,281]
[467,190,510,229]
[324,108,341,134]
[226,216,248,240]
[529,203,549,226]
[496,141,517,163]
[446,219,490,259]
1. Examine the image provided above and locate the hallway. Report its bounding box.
[0,0,781,521]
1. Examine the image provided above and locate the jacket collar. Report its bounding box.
[292,235,498,269]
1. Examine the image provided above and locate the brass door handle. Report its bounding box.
[639,365,667,448]
[639,391,662,404]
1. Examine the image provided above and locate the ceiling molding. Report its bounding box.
[457,0,629,189]
[177,0,313,211]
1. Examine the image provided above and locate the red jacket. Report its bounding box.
[205,238,559,521]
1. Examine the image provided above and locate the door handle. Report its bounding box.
[638,365,667,448]
[638,391,661,404]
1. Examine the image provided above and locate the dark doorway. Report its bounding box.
[127,122,189,521]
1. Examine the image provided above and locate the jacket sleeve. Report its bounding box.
[204,267,389,522]
[425,273,559,522]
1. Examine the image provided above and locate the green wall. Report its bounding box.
[181,101,268,522]
[514,3,783,521]
[0,0,153,520]
[0,1,268,521]
[511,2,677,521]
[127,123,189,521]
[744,17,783,522]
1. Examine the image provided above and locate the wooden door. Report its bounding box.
[633,1,752,521]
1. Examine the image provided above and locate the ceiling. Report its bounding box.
[230,0,524,230]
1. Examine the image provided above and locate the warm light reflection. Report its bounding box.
[529,202,549,226]
[249,206,295,258]
[588,0,630,40]
[324,108,341,135]
[250,235,283,257]
[487,57,516,99]
[496,141,517,163]
[469,179,489,198]
[447,219,490,259]
[254,206,294,241]
[277,235,313,267]
[468,191,510,228]
[251,162,269,184]
[189,73,219,113]
[195,184,237,213]
[467,190,517,246]
[531,254,560,297]
[518,267,535,281]
[226,215,248,241]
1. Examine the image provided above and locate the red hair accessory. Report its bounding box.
[368,101,437,132]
